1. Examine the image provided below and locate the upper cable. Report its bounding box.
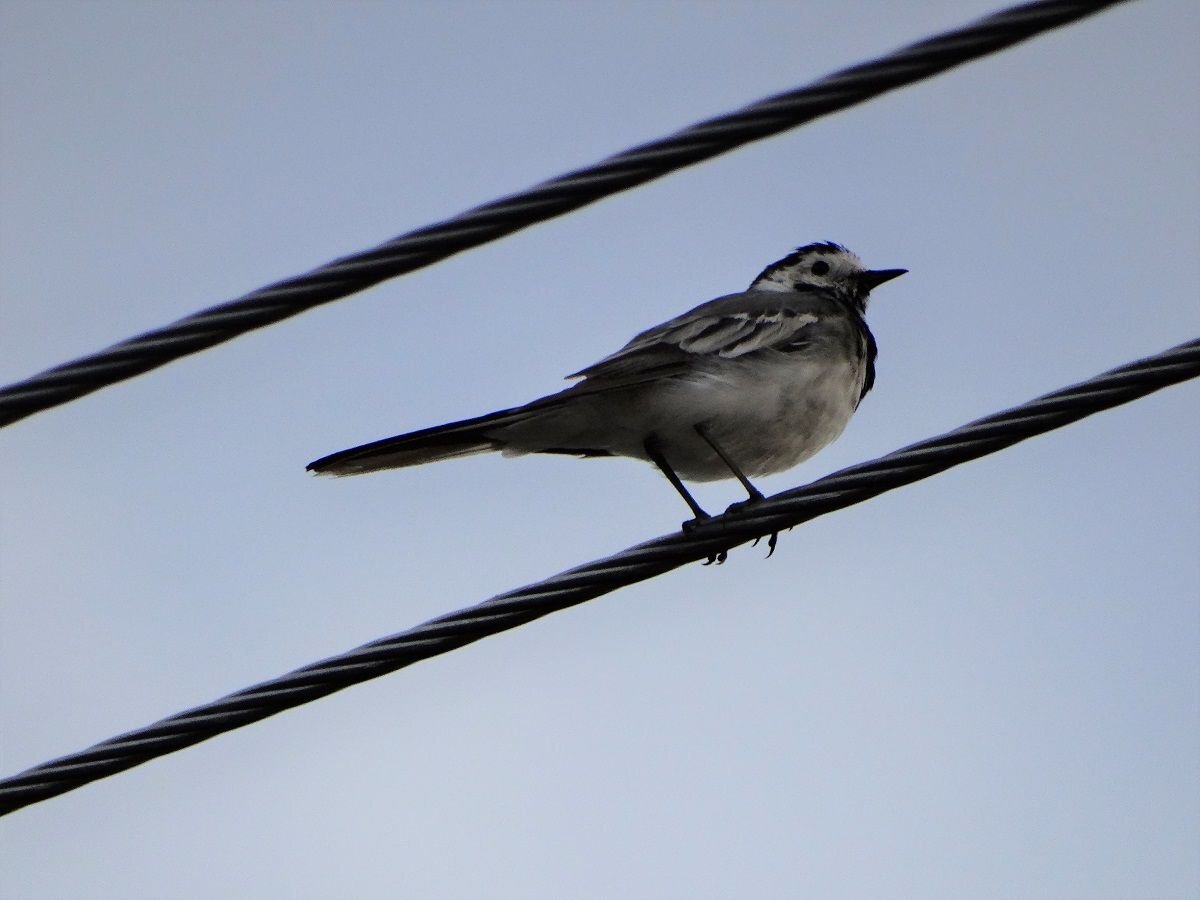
[0,0,1130,428]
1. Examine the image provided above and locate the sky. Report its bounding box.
[1,1,1198,897]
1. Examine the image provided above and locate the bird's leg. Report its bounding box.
[644,437,727,565]
[693,423,778,558]
[693,423,764,501]
[644,437,709,521]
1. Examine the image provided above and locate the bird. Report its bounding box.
[308,241,905,557]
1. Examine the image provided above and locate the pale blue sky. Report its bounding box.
[2,2,1198,897]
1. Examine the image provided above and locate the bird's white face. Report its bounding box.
[750,243,867,294]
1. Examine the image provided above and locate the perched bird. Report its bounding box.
[308,242,905,547]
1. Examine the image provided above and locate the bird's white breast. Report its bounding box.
[648,349,866,481]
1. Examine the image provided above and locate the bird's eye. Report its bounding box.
[810,261,830,276]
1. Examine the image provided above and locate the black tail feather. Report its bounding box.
[307,406,526,476]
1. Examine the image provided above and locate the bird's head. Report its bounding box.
[750,241,906,312]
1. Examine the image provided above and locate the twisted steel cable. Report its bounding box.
[1,336,1195,816]
[0,0,1130,429]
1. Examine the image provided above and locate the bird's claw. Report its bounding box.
[684,506,775,565]
[726,496,781,559]
[682,517,728,565]
[751,531,780,558]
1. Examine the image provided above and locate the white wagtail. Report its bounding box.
[309,242,905,554]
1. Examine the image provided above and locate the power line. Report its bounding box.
[1,336,1194,817]
[0,0,1130,429]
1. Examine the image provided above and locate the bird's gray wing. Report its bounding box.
[568,289,827,383]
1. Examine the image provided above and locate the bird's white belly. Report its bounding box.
[646,353,865,481]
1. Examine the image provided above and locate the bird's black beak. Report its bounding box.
[857,268,907,291]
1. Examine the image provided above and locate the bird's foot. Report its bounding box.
[725,497,780,559]
[682,515,728,565]
[724,498,753,516]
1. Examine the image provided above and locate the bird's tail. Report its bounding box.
[306,405,532,476]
